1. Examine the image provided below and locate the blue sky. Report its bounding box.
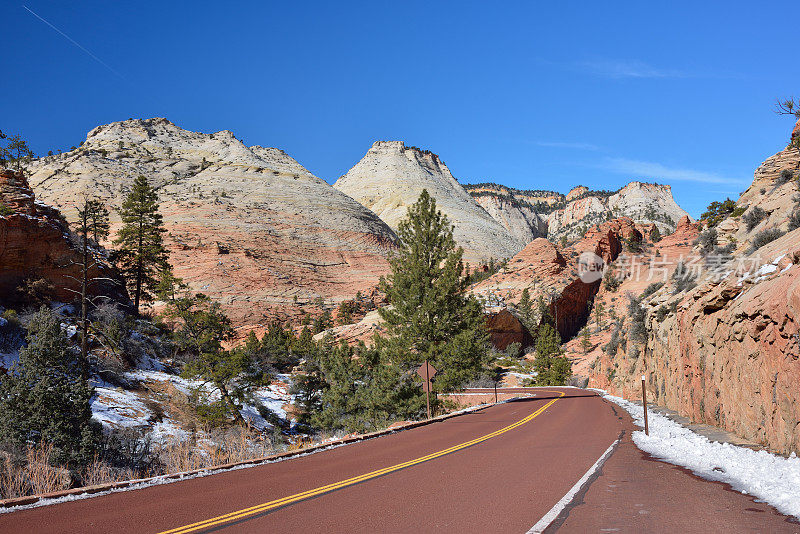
[2,1,798,218]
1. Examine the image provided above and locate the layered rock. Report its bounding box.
[462,183,558,244]
[0,169,126,304]
[24,118,398,327]
[548,182,690,242]
[334,141,523,263]
[471,218,635,341]
[586,133,800,454]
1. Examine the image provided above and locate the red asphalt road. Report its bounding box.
[0,388,796,533]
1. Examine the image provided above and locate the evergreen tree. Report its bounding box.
[379,190,490,392]
[650,225,662,243]
[0,133,34,170]
[159,276,270,426]
[580,327,591,356]
[0,307,100,466]
[531,322,571,386]
[113,175,168,311]
[518,287,534,331]
[593,301,605,332]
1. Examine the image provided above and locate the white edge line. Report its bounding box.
[526,438,620,534]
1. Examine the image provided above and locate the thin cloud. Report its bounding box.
[535,141,600,151]
[579,59,686,79]
[602,157,748,185]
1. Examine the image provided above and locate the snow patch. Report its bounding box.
[600,392,800,520]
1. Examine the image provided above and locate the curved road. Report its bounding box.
[0,388,796,533]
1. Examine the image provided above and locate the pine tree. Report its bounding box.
[531,323,571,386]
[113,175,168,311]
[518,287,534,331]
[0,307,100,466]
[580,327,591,356]
[594,301,605,332]
[159,276,269,426]
[379,190,490,392]
[650,225,662,243]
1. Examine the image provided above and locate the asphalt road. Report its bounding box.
[1,388,796,533]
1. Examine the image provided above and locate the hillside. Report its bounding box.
[334,141,525,263]
[23,118,398,328]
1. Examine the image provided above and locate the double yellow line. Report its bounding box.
[160,391,564,533]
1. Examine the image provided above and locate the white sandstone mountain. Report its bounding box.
[334,141,525,263]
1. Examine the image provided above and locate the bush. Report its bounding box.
[777,169,794,185]
[655,305,670,322]
[640,282,664,300]
[627,294,647,345]
[701,198,736,227]
[743,206,767,231]
[603,269,621,292]
[696,227,717,255]
[789,209,800,232]
[748,228,785,254]
[671,261,697,294]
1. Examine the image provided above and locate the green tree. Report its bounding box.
[113,175,168,311]
[517,287,535,331]
[776,98,800,164]
[379,190,490,392]
[312,309,333,334]
[80,198,110,244]
[593,301,605,332]
[159,276,270,426]
[580,327,591,356]
[531,323,571,386]
[0,133,34,170]
[650,225,662,243]
[0,307,100,467]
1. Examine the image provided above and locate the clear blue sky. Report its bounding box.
[2,1,798,217]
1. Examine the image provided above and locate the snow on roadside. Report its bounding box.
[600,391,800,520]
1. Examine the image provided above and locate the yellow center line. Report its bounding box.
[159,391,565,534]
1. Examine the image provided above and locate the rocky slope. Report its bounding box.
[0,169,126,305]
[548,182,689,241]
[334,142,524,263]
[462,183,559,244]
[586,125,800,455]
[24,118,398,328]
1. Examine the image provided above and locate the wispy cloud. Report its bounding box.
[578,59,686,79]
[535,141,600,151]
[602,157,748,185]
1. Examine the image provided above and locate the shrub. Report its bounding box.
[655,305,669,322]
[671,261,697,294]
[627,294,647,345]
[789,209,800,231]
[743,206,767,231]
[603,269,621,292]
[777,169,794,185]
[701,198,736,226]
[696,227,717,255]
[731,206,747,218]
[640,282,664,300]
[748,228,785,254]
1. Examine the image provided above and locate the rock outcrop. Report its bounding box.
[462,183,558,244]
[334,141,524,263]
[0,169,126,305]
[548,182,690,242]
[585,131,800,455]
[24,118,398,327]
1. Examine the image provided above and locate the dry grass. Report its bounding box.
[0,444,71,500]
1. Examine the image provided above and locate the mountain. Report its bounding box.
[548,182,690,241]
[24,118,397,328]
[462,183,561,244]
[333,141,524,263]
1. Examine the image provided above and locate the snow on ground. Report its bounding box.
[89,369,295,439]
[600,391,800,520]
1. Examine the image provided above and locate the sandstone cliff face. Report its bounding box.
[586,135,800,454]
[333,141,523,263]
[548,182,689,241]
[471,218,634,341]
[0,169,126,305]
[463,184,556,245]
[24,118,397,327]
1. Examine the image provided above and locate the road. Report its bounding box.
[0,388,796,533]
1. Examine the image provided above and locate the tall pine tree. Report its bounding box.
[0,307,100,467]
[379,190,490,392]
[114,175,168,311]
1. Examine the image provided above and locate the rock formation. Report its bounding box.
[462,183,558,244]
[548,182,690,241]
[24,118,398,328]
[0,169,126,305]
[334,141,524,263]
[585,131,800,455]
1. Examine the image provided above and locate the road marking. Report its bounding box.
[526,438,620,534]
[159,391,566,534]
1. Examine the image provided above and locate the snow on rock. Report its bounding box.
[602,392,800,520]
[91,386,153,429]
